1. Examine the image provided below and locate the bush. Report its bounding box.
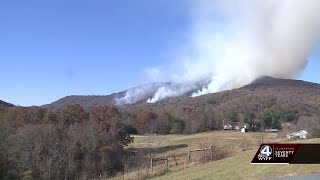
[125,125,138,135]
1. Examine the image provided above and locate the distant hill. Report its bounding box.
[0,100,15,108]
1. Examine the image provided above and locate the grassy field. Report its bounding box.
[129,131,279,158]
[153,138,320,180]
[113,132,320,180]
[116,131,281,179]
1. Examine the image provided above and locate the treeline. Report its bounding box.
[0,105,132,179]
[124,107,298,134]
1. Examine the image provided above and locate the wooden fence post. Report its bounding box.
[188,150,191,162]
[211,146,213,160]
[173,156,178,166]
[203,149,205,158]
[166,157,169,171]
[150,158,153,172]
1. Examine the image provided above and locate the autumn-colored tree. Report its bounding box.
[91,106,133,146]
[134,111,157,134]
[61,104,89,126]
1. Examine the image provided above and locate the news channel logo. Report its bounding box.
[258,145,272,160]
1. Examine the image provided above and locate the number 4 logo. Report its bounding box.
[260,145,272,157]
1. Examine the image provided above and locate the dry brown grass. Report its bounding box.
[112,131,283,179]
[154,138,320,180]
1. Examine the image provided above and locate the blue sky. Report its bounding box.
[0,0,319,106]
[0,0,189,106]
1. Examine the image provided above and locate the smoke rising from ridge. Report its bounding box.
[184,0,320,97]
[120,0,320,104]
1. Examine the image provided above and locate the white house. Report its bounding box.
[287,130,308,139]
[223,124,233,130]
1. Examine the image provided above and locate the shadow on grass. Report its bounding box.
[154,144,188,154]
[128,144,188,155]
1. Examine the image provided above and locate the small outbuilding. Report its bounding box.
[265,129,279,132]
[238,122,250,132]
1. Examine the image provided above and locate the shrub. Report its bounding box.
[125,125,138,135]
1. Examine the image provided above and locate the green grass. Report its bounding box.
[152,138,320,180]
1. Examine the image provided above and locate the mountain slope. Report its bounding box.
[42,82,172,110]
[123,76,320,133]
[43,76,320,115]
[42,80,211,110]
[0,100,14,108]
[128,76,320,110]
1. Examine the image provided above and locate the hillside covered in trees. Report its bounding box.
[40,77,320,135]
[42,80,210,110]
[42,82,172,110]
[41,76,320,135]
[121,77,320,134]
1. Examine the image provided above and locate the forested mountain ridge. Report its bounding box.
[127,76,320,113]
[42,82,172,110]
[43,76,320,111]
[36,76,320,135]
[123,76,320,134]
[0,100,14,108]
[42,79,210,110]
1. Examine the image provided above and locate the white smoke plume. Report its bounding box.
[115,82,170,105]
[187,0,320,97]
[146,86,186,103]
[119,0,320,104]
[146,80,209,103]
[147,0,320,102]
